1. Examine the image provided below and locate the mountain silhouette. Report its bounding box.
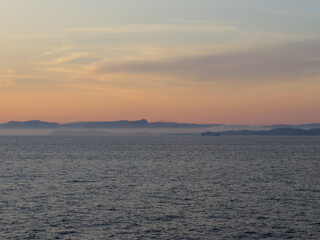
[219,128,320,135]
[0,119,221,129]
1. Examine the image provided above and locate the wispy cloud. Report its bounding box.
[95,39,320,82]
[32,47,74,59]
[52,53,100,65]
[67,21,235,34]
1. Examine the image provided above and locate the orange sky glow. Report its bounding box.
[1,1,319,125]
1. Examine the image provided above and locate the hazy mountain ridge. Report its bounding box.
[0,120,319,134]
[0,119,222,129]
[63,119,149,128]
[262,123,320,129]
[219,128,320,136]
[0,120,60,129]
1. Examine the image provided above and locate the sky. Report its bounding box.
[0,0,319,125]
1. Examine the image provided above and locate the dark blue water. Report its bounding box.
[0,136,319,239]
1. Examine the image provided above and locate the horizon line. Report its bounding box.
[0,119,319,127]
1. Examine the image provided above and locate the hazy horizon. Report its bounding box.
[0,118,319,126]
[1,118,320,136]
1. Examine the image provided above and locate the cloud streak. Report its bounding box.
[52,53,100,65]
[95,40,320,82]
[67,21,235,34]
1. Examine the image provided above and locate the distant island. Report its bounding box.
[0,119,319,130]
[218,128,320,136]
[0,119,221,129]
[0,120,320,136]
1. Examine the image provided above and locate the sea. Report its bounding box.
[0,135,319,239]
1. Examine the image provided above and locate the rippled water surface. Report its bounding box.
[0,136,319,239]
